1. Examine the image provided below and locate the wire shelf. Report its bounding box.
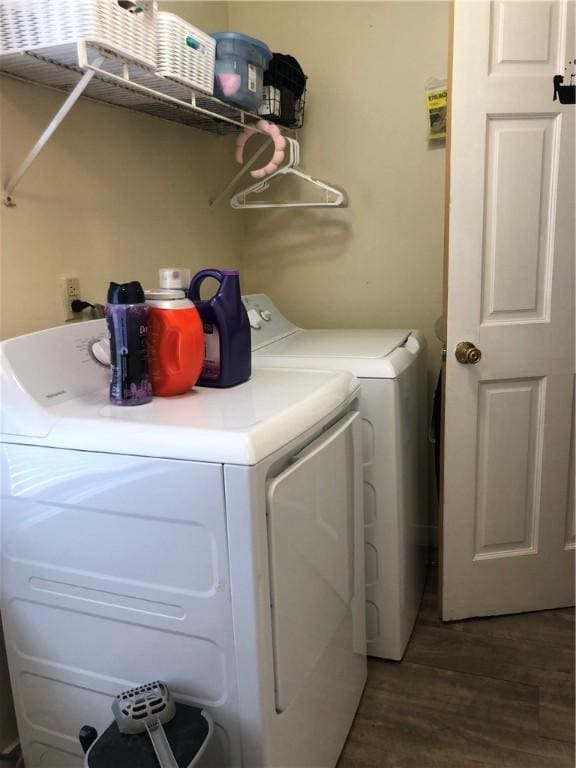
[0,42,263,135]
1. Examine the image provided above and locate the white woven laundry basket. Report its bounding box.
[156,11,215,95]
[0,0,157,69]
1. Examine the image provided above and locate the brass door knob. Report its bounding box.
[455,341,482,365]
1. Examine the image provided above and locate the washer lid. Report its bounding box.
[254,329,425,379]
[256,329,411,359]
[0,320,359,465]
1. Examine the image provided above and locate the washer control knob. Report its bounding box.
[247,309,262,329]
[90,338,110,366]
[260,310,272,321]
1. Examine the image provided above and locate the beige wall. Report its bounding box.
[229,1,449,381]
[0,2,235,340]
[160,0,228,33]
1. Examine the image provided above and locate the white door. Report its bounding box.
[443,0,575,619]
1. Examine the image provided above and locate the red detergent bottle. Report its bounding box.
[145,290,204,396]
[188,269,251,387]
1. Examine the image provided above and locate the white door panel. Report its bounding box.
[443,0,575,619]
[490,0,566,74]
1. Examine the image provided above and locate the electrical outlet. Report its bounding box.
[61,277,81,321]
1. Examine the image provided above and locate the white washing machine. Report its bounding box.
[0,319,366,768]
[243,294,428,661]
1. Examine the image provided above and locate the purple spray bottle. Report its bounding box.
[105,281,153,405]
[188,269,251,388]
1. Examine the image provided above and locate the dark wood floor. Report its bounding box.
[338,570,575,768]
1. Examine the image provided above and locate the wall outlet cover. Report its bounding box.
[61,277,80,321]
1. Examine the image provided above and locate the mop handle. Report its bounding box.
[146,718,179,768]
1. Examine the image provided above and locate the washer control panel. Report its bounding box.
[0,319,109,408]
[242,294,298,349]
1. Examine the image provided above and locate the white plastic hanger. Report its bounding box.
[230,138,346,209]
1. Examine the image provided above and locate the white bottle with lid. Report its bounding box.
[158,267,191,293]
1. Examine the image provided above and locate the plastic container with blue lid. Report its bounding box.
[211,32,272,112]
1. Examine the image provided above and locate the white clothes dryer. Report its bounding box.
[243,294,428,660]
[0,319,366,768]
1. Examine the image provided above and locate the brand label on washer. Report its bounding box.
[248,63,257,93]
[202,323,220,380]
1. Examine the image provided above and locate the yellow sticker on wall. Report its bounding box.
[426,80,448,141]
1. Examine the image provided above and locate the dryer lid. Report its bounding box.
[0,320,359,465]
[255,329,412,359]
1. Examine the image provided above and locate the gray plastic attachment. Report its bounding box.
[112,681,176,734]
[112,681,178,768]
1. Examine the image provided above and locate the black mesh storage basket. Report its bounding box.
[258,53,307,129]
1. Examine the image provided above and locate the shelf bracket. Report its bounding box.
[209,138,273,208]
[3,58,104,207]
